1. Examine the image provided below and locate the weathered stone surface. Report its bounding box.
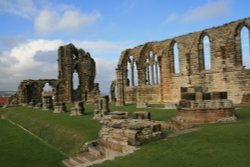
[109,80,116,103]
[93,96,110,120]
[53,102,66,113]
[133,111,151,120]
[241,92,250,104]
[172,86,236,131]
[115,17,250,106]
[70,101,84,116]
[99,115,163,152]
[42,91,54,110]
[8,44,100,106]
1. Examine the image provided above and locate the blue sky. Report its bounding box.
[0,0,249,93]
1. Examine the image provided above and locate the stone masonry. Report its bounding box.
[63,111,163,167]
[115,17,250,106]
[171,86,236,131]
[9,44,100,106]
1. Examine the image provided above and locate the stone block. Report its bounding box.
[211,92,228,100]
[133,112,151,120]
[109,111,128,119]
[203,93,211,100]
[195,92,203,101]
[181,93,195,100]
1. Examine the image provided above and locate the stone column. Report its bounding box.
[115,66,125,106]
[147,63,150,85]
[155,62,159,85]
[131,62,135,86]
[101,96,110,113]
[151,63,155,85]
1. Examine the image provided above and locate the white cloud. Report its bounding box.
[165,0,232,23]
[0,39,133,93]
[34,9,101,35]
[184,0,231,22]
[95,58,117,95]
[0,0,37,19]
[73,40,134,58]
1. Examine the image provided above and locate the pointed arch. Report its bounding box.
[127,55,138,86]
[198,32,211,70]
[240,26,250,68]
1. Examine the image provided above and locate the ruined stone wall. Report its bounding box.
[10,79,58,105]
[116,17,250,105]
[58,44,99,102]
[9,44,100,105]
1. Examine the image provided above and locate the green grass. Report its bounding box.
[0,119,65,167]
[92,105,250,167]
[1,104,250,167]
[110,103,176,122]
[0,104,101,155]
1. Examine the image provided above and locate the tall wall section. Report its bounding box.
[116,17,250,105]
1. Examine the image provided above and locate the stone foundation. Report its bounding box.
[171,86,236,131]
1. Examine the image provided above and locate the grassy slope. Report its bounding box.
[1,104,250,167]
[0,104,101,155]
[0,119,65,167]
[0,103,175,156]
[92,106,250,167]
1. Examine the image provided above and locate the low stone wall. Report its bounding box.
[99,113,163,153]
[172,86,236,131]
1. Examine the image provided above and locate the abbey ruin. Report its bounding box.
[9,44,100,106]
[115,17,250,106]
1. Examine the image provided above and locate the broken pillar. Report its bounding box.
[70,101,84,116]
[93,96,110,120]
[53,101,67,113]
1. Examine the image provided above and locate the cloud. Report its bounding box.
[165,13,179,23]
[95,58,117,95]
[165,0,232,23]
[0,39,133,93]
[34,9,101,35]
[73,40,134,59]
[33,50,57,64]
[0,0,37,19]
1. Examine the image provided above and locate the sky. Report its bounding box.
[0,0,249,94]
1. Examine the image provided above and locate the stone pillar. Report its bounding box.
[42,96,53,110]
[115,66,125,106]
[151,63,155,85]
[70,101,84,116]
[155,62,159,85]
[53,101,67,113]
[131,62,135,86]
[147,63,150,85]
[101,96,110,113]
[93,96,110,120]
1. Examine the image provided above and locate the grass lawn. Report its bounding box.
[1,104,250,167]
[0,119,65,167]
[92,105,250,167]
[0,104,102,156]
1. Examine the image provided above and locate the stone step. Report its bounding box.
[62,159,79,167]
[77,152,99,163]
[70,157,84,164]
[88,145,104,158]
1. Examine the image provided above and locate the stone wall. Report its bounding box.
[171,86,236,131]
[9,44,100,105]
[115,17,250,105]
